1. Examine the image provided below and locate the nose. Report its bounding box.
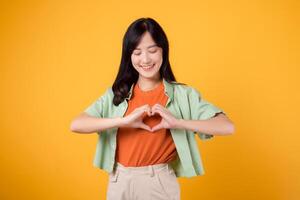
[141,52,151,64]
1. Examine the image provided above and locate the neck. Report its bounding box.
[137,75,162,91]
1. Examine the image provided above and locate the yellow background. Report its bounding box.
[1,0,299,199]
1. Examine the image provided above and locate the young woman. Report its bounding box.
[70,17,234,200]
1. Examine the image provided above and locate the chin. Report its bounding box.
[140,71,160,79]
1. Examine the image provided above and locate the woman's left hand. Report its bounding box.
[150,103,180,132]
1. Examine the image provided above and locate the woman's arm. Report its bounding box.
[70,112,124,133]
[70,104,154,133]
[176,113,235,136]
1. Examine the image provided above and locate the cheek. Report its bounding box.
[153,53,163,64]
[131,56,140,71]
[153,50,163,62]
[131,56,138,65]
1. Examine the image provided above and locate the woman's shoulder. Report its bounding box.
[94,87,114,100]
[171,81,200,94]
[104,87,114,97]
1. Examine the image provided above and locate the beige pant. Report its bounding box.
[106,162,180,200]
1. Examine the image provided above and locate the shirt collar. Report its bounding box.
[125,77,174,101]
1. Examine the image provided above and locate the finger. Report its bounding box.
[154,104,170,114]
[152,108,168,119]
[135,108,147,118]
[146,106,152,116]
[157,106,173,116]
[141,104,152,116]
[139,123,152,132]
[137,104,149,112]
[128,110,145,122]
[155,103,167,111]
[151,104,158,111]
[153,103,164,109]
[144,104,151,110]
[139,106,151,116]
[152,105,165,112]
[151,122,164,132]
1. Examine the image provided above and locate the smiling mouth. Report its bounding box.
[141,64,155,70]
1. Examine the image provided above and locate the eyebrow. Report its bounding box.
[134,44,158,50]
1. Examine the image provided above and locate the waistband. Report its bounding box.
[110,162,173,180]
[118,162,170,172]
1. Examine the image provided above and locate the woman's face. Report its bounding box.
[131,31,163,80]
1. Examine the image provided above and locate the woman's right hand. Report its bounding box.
[121,104,152,132]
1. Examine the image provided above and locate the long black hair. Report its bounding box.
[112,17,181,106]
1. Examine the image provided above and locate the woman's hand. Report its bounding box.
[121,104,152,132]
[150,103,180,132]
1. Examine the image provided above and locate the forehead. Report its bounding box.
[135,32,157,48]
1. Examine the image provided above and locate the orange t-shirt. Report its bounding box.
[115,80,178,167]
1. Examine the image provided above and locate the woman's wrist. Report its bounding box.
[174,118,186,129]
[118,116,128,128]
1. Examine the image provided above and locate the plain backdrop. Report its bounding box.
[0,0,299,199]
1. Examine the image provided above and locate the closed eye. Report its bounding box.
[149,50,157,53]
[133,49,158,55]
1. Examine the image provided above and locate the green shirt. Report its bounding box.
[84,78,224,178]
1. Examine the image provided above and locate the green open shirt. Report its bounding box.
[84,78,224,178]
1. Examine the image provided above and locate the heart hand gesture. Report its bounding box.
[121,103,180,132]
[121,104,152,132]
[150,103,179,132]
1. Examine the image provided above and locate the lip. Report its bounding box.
[140,64,155,71]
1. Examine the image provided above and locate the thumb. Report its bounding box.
[151,122,164,132]
[133,109,147,120]
[139,123,152,132]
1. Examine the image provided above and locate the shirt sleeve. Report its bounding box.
[84,88,109,118]
[188,87,225,140]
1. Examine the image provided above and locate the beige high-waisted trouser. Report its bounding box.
[106,162,180,200]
